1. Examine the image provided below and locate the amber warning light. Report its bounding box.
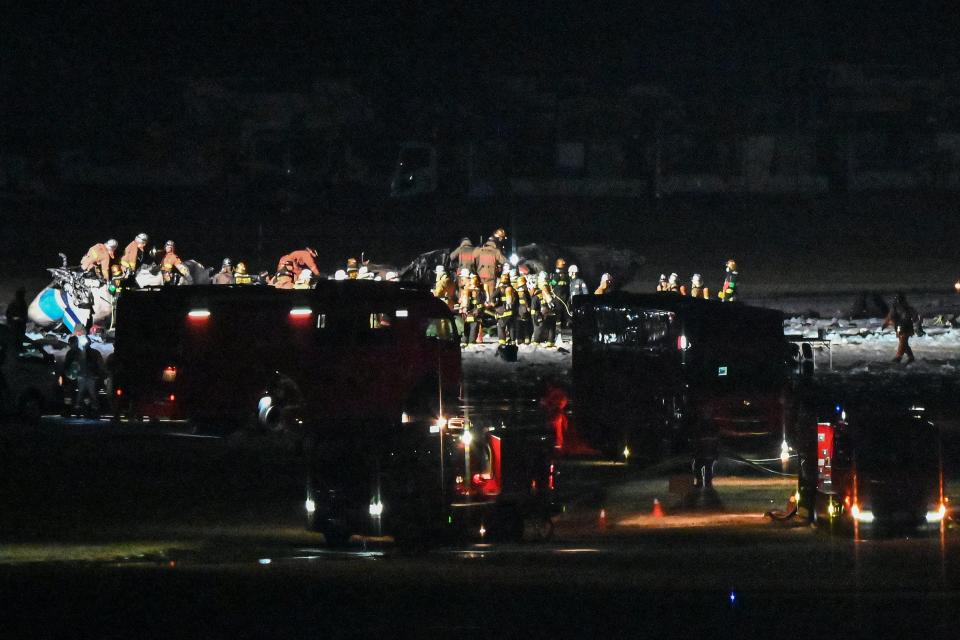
[162,366,177,383]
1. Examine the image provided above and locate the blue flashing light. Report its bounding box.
[835,404,842,414]
[729,591,737,604]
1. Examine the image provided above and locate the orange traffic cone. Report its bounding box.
[598,508,607,530]
[785,494,797,515]
[652,498,665,518]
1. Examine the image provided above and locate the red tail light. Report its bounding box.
[115,388,123,397]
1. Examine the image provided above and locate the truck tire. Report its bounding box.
[322,526,352,549]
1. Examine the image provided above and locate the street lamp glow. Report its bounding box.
[461,430,473,446]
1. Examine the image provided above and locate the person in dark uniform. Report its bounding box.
[460,274,486,346]
[514,276,533,345]
[720,259,739,302]
[568,265,589,304]
[492,272,517,345]
[550,258,571,336]
[532,279,558,347]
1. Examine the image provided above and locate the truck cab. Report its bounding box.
[571,293,791,464]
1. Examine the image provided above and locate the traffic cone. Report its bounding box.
[785,493,797,515]
[652,498,665,518]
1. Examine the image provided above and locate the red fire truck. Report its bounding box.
[796,400,947,534]
[113,281,462,428]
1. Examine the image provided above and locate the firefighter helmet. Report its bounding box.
[517,276,527,286]
[106,239,119,251]
[459,267,471,278]
[493,227,507,240]
[555,257,567,270]
[235,262,247,275]
[110,264,123,277]
[568,264,579,275]
[165,240,175,249]
[601,273,612,283]
[346,257,359,272]
[726,259,737,272]
[435,265,446,275]
[691,273,703,287]
[222,258,232,267]
[135,233,149,244]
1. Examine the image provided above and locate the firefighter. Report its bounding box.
[294,269,314,289]
[121,233,149,275]
[346,257,360,279]
[514,275,533,344]
[668,272,680,292]
[212,259,235,285]
[277,248,320,280]
[493,272,517,345]
[568,264,589,304]
[233,262,253,285]
[551,258,571,334]
[656,274,670,292]
[532,279,557,347]
[474,239,506,298]
[449,237,477,276]
[719,259,738,302]
[595,273,613,295]
[80,239,118,281]
[460,273,486,345]
[690,273,705,298]
[270,262,295,289]
[489,227,508,255]
[108,264,124,293]
[433,269,457,311]
[160,240,191,285]
[883,293,921,363]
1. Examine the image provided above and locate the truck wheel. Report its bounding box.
[322,526,352,549]
[18,393,43,425]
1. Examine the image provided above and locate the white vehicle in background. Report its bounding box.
[0,331,61,424]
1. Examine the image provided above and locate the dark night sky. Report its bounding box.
[5,2,960,87]
[3,2,960,152]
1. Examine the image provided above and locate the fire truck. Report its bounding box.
[113,281,461,428]
[571,292,793,465]
[114,281,557,545]
[305,416,559,546]
[795,394,947,534]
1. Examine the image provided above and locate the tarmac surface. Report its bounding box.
[2,416,959,638]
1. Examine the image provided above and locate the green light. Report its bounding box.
[447,515,453,524]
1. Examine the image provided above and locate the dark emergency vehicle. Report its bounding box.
[795,398,946,534]
[113,281,462,427]
[571,293,791,464]
[305,416,559,546]
[114,282,556,545]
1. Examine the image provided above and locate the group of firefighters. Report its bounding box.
[654,259,740,302]
[79,233,257,288]
[434,228,614,347]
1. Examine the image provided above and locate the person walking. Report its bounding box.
[883,293,921,363]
